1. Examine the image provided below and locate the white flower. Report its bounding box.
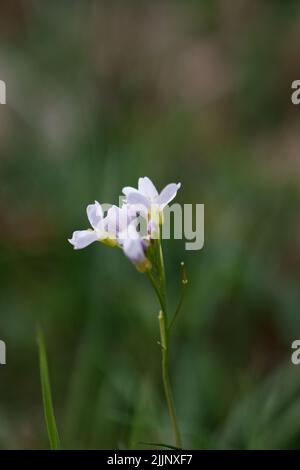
[119,220,151,272]
[122,177,181,216]
[105,204,131,236]
[68,201,117,250]
[107,205,151,271]
[68,202,151,271]
[68,176,180,272]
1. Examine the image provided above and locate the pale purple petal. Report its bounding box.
[68,230,98,250]
[122,238,146,264]
[156,183,181,209]
[127,220,141,239]
[105,206,118,235]
[138,177,158,199]
[105,205,130,235]
[126,202,148,220]
[118,205,131,231]
[118,220,139,243]
[127,191,150,209]
[86,201,103,229]
[122,186,139,196]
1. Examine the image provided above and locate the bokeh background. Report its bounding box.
[1,0,300,450]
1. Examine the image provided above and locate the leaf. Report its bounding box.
[37,327,61,450]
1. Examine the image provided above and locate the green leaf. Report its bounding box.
[37,328,61,450]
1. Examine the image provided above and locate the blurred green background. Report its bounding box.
[1,0,300,450]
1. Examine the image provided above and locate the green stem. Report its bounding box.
[157,237,182,447]
[158,239,166,303]
[147,231,182,447]
[158,310,182,448]
[147,270,166,314]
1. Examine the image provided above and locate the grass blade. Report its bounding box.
[37,328,61,450]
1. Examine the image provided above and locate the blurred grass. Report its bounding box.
[0,0,300,449]
[37,328,60,450]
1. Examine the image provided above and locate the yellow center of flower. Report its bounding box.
[98,232,118,248]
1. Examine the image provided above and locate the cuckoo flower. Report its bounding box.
[68,202,151,272]
[68,201,117,250]
[106,204,151,271]
[118,219,151,272]
[105,204,131,236]
[67,177,185,448]
[122,177,181,224]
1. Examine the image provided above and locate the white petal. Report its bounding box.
[86,201,103,229]
[105,205,129,235]
[118,220,139,243]
[118,205,131,231]
[156,183,181,209]
[68,230,98,249]
[126,202,148,220]
[122,186,139,196]
[122,238,145,264]
[127,191,150,209]
[128,221,141,240]
[105,206,118,234]
[138,177,158,199]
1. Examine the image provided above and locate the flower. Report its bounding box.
[122,177,181,220]
[68,201,117,250]
[107,204,152,271]
[119,220,151,272]
[68,201,151,271]
[68,177,181,273]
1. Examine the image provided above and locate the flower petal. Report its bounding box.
[122,186,139,196]
[105,205,129,235]
[126,201,148,220]
[156,183,181,209]
[122,238,145,264]
[68,230,98,249]
[118,219,138,243]
[138,177,158,199]
[86,201,103,229]
[127,191,150,209]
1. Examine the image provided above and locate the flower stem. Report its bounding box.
[147,270,166,314]
[148,233,182,447]
[158,310,182,448]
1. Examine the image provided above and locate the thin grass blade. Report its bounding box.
[37,328,61,450]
